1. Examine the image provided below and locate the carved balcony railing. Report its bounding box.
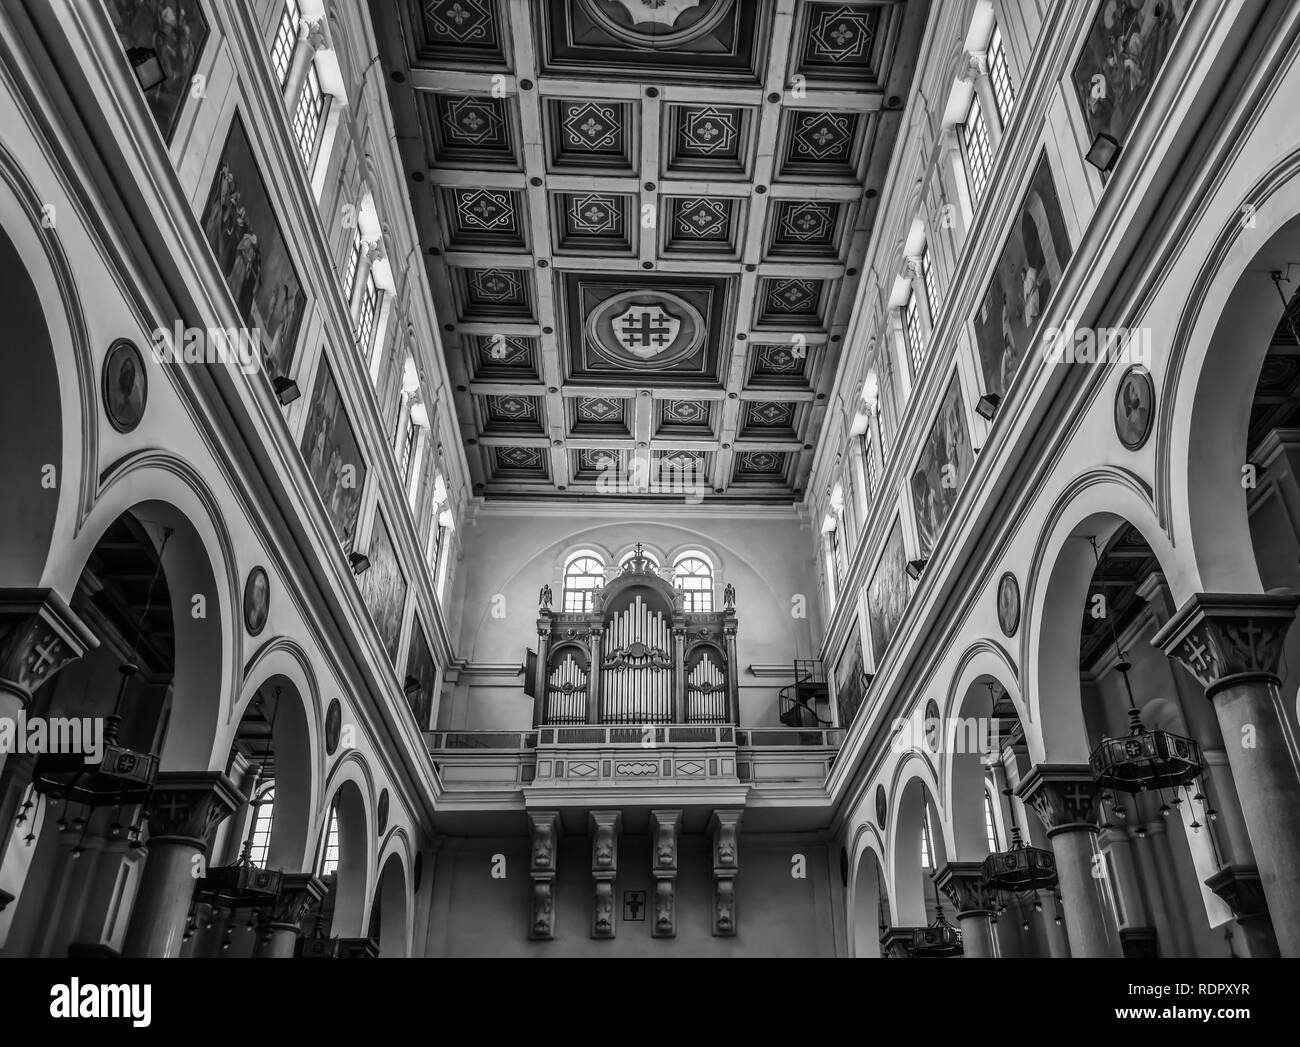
[530,544,739,727]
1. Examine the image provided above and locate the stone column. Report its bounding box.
[121,772,242,958]
[527,811,558,940]
[710,809,742,936]
[284,14,328,109]
[723,618,740,726]
[1018,765,1123,957]
[1203,865,1279,957]
[1100,826,1156,956]
[1153,592,1300,956]
[586,627,602,725]
[904,256,934,340]
[590,811,620,939]
[672,625,686,724]
[961,50,1003,147]
[935,862,993,957]
[532,619,550,728]
[259,872,326,958]
[0,589,97,781]
[650,810,680,938]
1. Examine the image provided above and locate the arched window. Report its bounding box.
[563,553,605,613]
[319,805,340,877]
[673,554,713,612]
[246,785,275,868]
[920,806,935,870]
[983,787,1000,853]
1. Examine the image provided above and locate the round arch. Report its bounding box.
[318,753,375,938]
[847,824,887,958]
[371,841,413,957]
[234,637,324,872]
[886,754,946,927]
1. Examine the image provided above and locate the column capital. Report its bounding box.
[1152,592,1300,695]
[1204,863,1271,921]
[267,872,327,929]
[144,771,242,849]
[0,588,98,707]
[934,861,991,916]
[961,50,988,82]
[1017,764,1099,836]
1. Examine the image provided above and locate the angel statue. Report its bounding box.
[539,583,552,610]
[723,582,736,609]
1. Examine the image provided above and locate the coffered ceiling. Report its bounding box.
[373,0,928,501]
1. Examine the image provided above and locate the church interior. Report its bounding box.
[2,0,1300,964]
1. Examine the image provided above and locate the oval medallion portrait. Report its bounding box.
[325,698,342,756]
[875,784,887,828]
[997,571,1020,638]
[1114,365,1155,450]
[102,339,147,433]
[243,565,270,636]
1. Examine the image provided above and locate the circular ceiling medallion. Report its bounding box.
[580,0,734,50]
[875,784,887,828]
[103,339,147,434]
[1115,365,1155,450]
[997,571,1021,637]
[924,699,941,751]
[377,788,390,835]
[585,289,705,370]
[325,699,342,756]
[242,566,270,637]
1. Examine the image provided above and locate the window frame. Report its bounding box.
[988,26,1015,126]
[903,290,926,376]
[563,553,606,613]
[292,61,329,169]
[246,784,275,868]
[961,95,993,201]
[673,553,714,612]
[271,0,301,89]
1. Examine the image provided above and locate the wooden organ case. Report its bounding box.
[531,547,739,727]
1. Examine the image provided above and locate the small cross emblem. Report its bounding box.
[1180,633,1212,674]
[28,637,61,676]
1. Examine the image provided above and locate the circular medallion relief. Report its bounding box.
[325,699,342,756]
[377,788,390,835]
[580,0,734,49]
[1114,365,1155,450]
[875,784,887,829]
[584,289,706,371]
[102,339,147,433]
[923,698,941,752]
[242,565,270,637]
[997,571,1021,638]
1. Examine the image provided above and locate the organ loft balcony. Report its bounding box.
[425,545,842,823]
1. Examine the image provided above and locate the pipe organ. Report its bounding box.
[532,545,739,726]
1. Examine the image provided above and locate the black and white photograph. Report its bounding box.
[106,0,209,142]
[1,0,1297,1008]
[972,154,1074,400]
[357,509,407,668]
[200,112,306,378]
[909,371,974,558]
[301,356,367,551]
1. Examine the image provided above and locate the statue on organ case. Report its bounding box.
[723,582,736,609]
[539,583,552,610]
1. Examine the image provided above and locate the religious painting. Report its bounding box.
[102,339,148,433]
[403,618,438,730]
[301,358,367,551]
[834,630,866,730]
[200,113,306,378]
[909,372,974,559]
[866,518,909,662]
[358,510,408,668]
[1072,0,1192,152]
[107,0,209,142]
[972,154,1073,401]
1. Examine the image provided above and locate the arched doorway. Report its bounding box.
[369,852,410,957]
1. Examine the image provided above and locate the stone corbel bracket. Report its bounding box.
[590,810,621,939]
[710,809,743,937]
[650,809,681,938]
[528,810,559,941]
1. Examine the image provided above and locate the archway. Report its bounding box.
[369,852,410,957]
[849,842,887,958]
[318,777,369,938]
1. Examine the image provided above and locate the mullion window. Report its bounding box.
[271,0,301,88]
[920,246,940,319]
[903,292,925,375]
[962,97,992,201]
[356,272,380,357]
[292,63,328,167]
[988,27,1015,125]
